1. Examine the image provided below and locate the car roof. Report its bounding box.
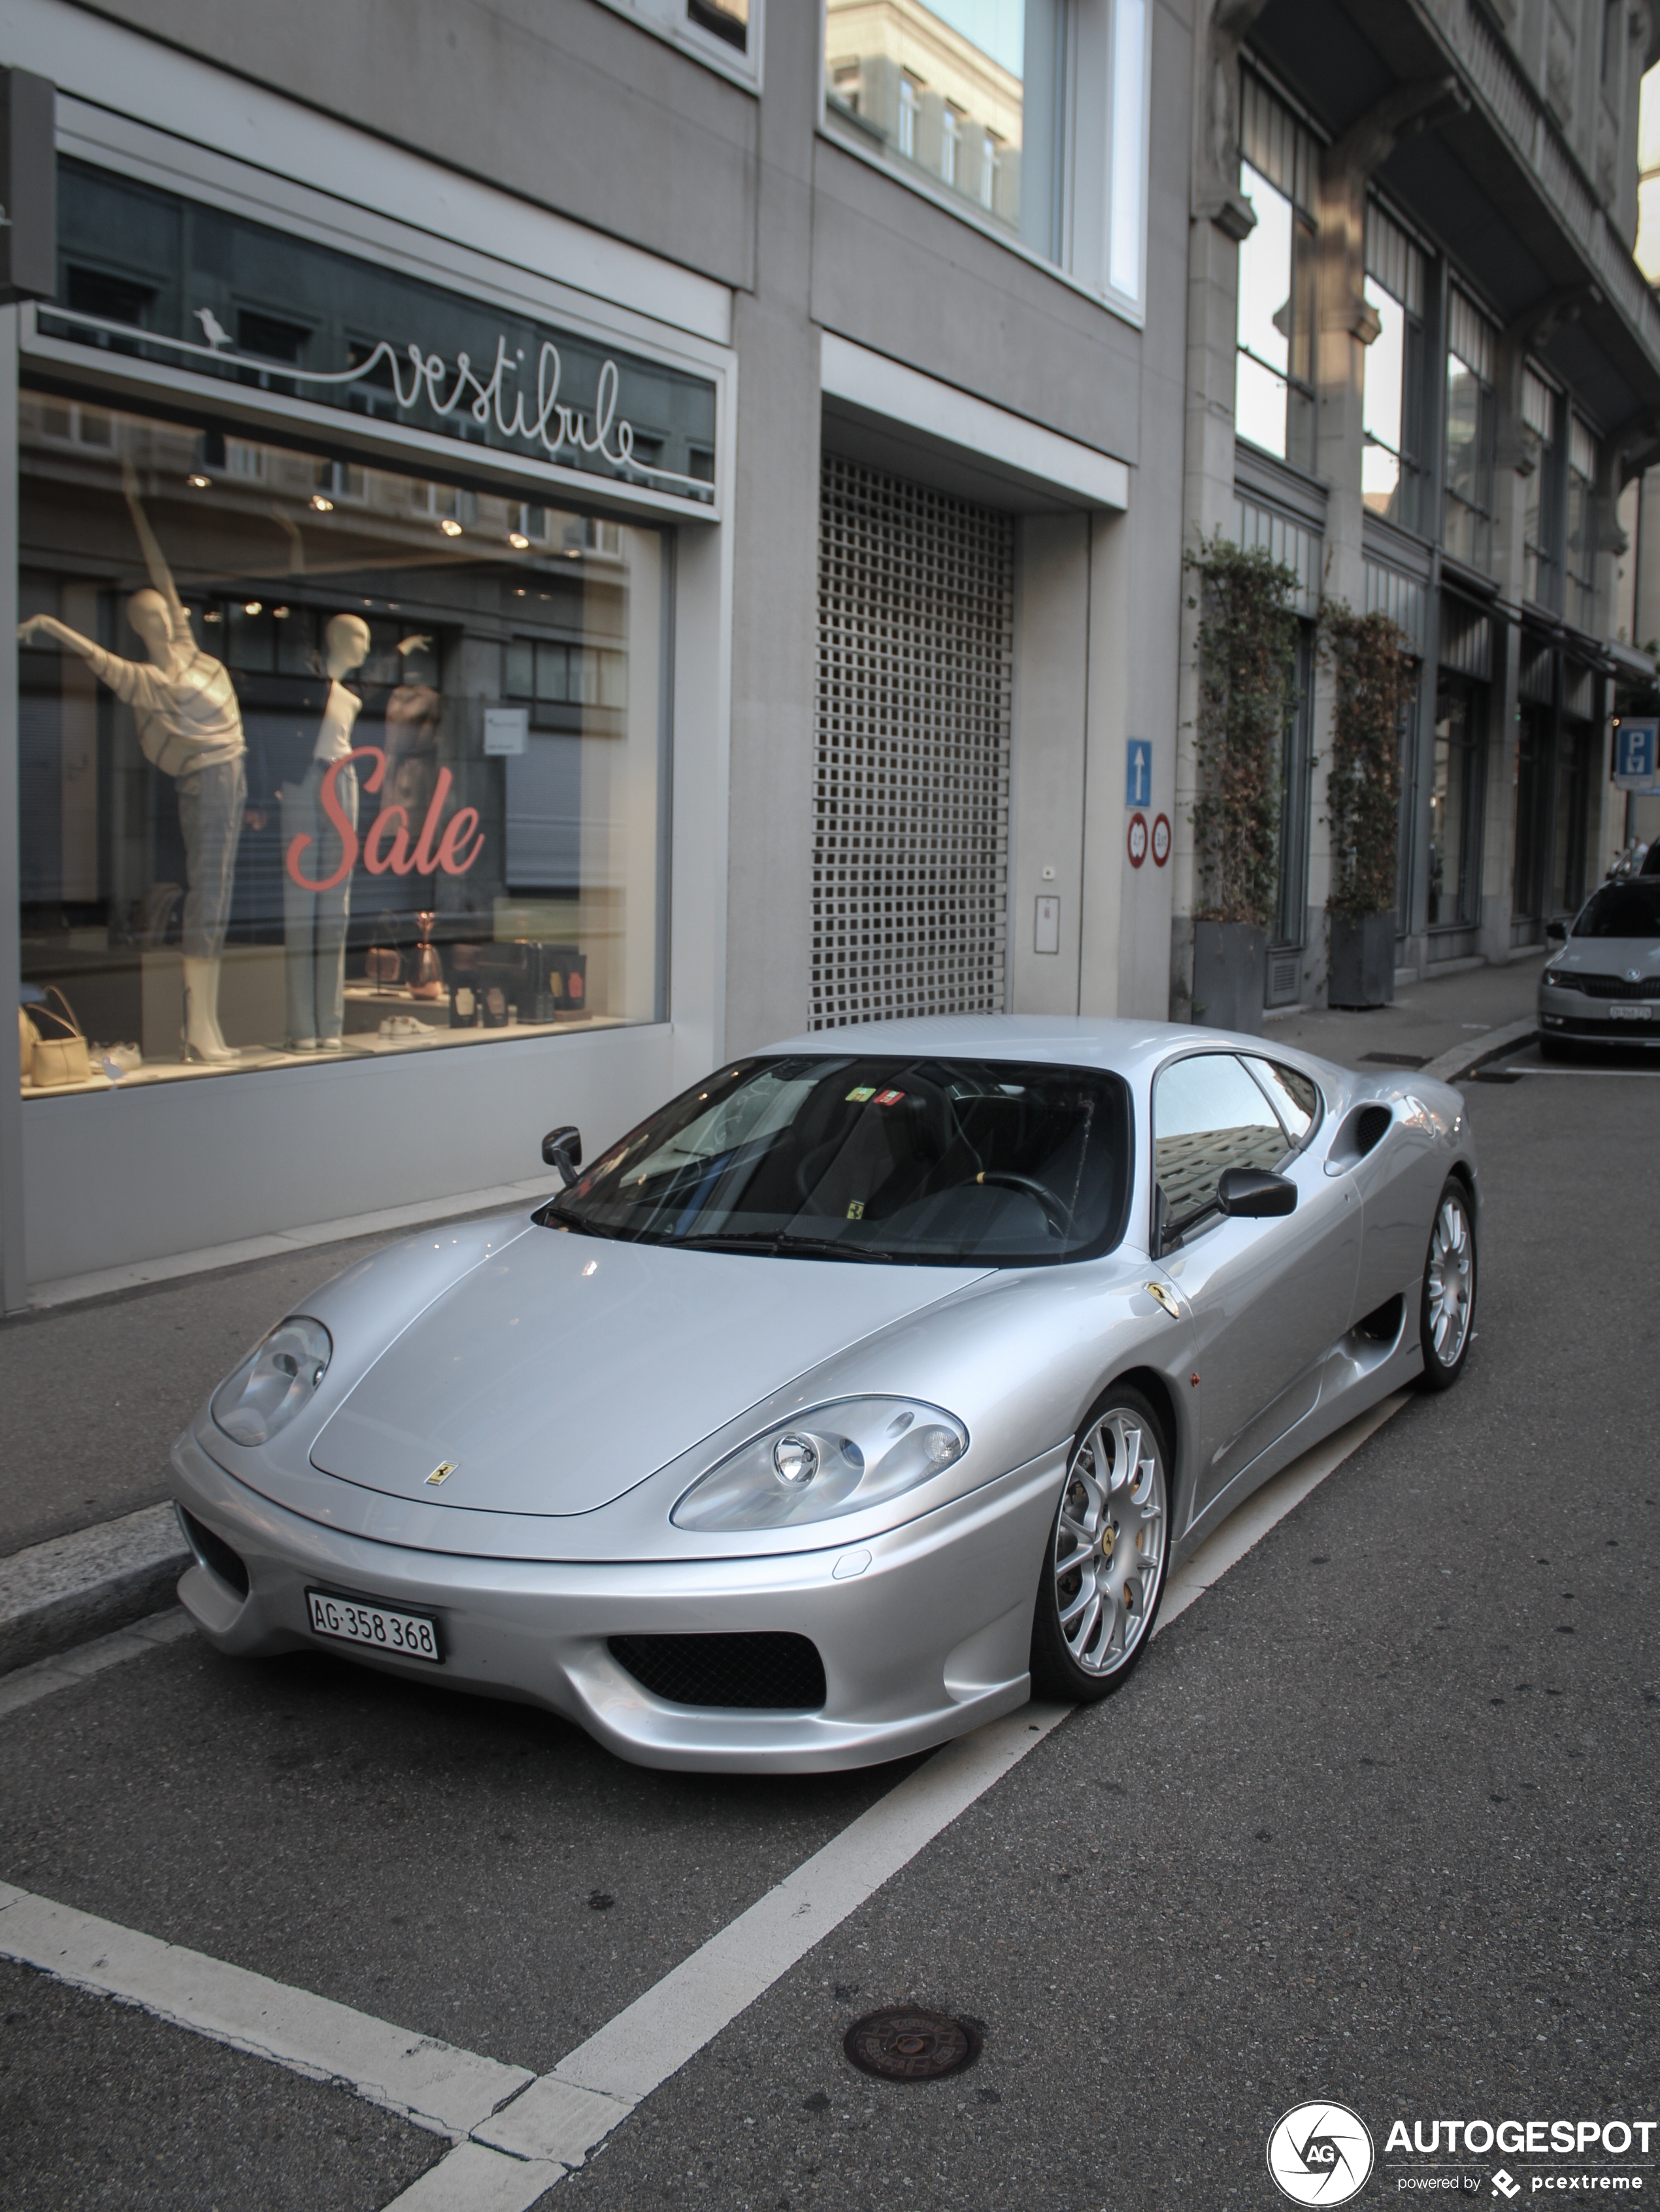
[753,1013,1329,1085]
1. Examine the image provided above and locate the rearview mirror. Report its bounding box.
[1216,1165,1297,1219]
[541,1125,582,1187]
[1544,919,1567,946]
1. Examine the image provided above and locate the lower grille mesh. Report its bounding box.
[608,1632,827,1710]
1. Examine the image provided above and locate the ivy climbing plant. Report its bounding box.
[1188,539,1301,929]
[1320,603,1416,916]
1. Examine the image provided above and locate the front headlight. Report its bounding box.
[671,1397,969,1532]
[210,1316,333,1445]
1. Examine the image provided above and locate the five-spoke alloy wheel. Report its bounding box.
[1030,1385,1169,1701]
[1418,1177,1477,1391]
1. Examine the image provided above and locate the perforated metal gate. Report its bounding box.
[810,455,1014,1030]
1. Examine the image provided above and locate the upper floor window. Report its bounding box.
[1235,73,1318,475]
[1361,201,1429,535]
[1565,416,1598,634]
[597,0,757,82]
[823,0,1151,315]
[1522,365,1562,612]
[1443,288,1497,573]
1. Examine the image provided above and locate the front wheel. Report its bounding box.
[1029,1387,1170,1702]
[1418,1178,1477,1391]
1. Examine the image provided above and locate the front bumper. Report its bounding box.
[1539,987,1660,1042]
[169,1429,1061,1773]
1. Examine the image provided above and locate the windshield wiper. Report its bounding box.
[667,1230,908,1263]
[536,1198,629,1240]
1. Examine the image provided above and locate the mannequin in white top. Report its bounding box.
[18,469,247,1063]
[281,613,371,1049]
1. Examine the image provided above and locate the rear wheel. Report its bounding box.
[1418,1178,1476,1391]
[1030,1387,1170,1702]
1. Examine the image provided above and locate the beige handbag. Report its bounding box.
[24,987,93,1089]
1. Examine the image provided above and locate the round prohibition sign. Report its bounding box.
[1151,812,1171,867]
[1127,810,1149,868]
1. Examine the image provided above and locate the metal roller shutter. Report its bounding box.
[811,454,1014,1030]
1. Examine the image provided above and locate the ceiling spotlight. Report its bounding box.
[439,518,464,537]
[187,472,211,488]
[514,587,527,597]
[243,601,263,616]
[310,493,334,512]
[508,531,530,550]
[273,605,290,619]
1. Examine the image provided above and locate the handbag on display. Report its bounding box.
[365,943,402,986]
[24,987,93,1088]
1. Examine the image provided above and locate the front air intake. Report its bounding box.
[608,1632,827,1711]
[177,1506,250,1598]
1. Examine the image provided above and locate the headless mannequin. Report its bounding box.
[281,613,371,1048]
[18,471,246,1063]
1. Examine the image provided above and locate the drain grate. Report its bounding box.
[842,2006,981,2083]
[1359,1052,1429,1068]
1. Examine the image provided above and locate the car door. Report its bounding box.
[1150,1051,1361,1530]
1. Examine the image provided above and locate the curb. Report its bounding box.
[1421,1015,1538,1086]
[0,1504,188,1677]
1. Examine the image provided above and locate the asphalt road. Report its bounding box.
[1,1063,1654,2211]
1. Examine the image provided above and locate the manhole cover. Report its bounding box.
[842,2006,981,2083]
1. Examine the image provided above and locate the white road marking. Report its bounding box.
[0,1608,191,1719]
[0,1883,533,2139]
[1497,1065,1660,1076]
[6,1387,1414,2211]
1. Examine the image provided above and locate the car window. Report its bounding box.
[1571,882,1660,936]
[1242,1057,1320,1142]
[1153,1052,1291,1232]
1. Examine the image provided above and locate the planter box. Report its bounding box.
[1192,920,1268,1036]
[1327,910,1396,1009]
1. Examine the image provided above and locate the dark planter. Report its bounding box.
[1327,910,1396,1009]
[1192,920,1268,1036]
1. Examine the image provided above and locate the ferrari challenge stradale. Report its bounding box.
[171,1015,1478,1772]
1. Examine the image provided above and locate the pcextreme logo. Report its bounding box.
[1268,2102,1376,2205]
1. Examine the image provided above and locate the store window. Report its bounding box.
[1521,367,1562,612]
[1444,289,1497,572]
[1361,201,1428,535]
[596,0,757,77]
[1429,676,1485,929]
[1235,73,1318,474]
[17,398,669,1095]
[1565,417,1598,635]
[823,0,1150,310]
[1552,666,1598,916]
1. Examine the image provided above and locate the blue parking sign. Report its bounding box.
[1125,739,1152,808]
[1614,721,1659,789]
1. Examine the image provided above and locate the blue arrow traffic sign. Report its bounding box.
[1125,739,1152,808]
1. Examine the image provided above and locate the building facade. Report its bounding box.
[1,0,1187,1299]
[1174,0,1660,1021]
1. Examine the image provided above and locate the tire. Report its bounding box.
[1418,1177,1477,1391]
[1029,1385,1170,1702]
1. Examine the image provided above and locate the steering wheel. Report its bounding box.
[976,1171,1077,1240]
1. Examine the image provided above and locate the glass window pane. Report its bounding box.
[1362,278,1404,506]
[1153,1053,1289,1225]
[1237,164,1293,378]
[16,388,667,1095]
[823,1,1047,252]
[1244,1057,1320,1142]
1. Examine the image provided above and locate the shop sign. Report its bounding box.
[43,159,719,505]
[286,750,484,893]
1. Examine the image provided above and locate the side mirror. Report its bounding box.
[1216,1164,1297,1219]
[1544,919,1568,946]
[541,1125,582,1187]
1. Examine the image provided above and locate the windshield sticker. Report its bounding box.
[846,1200,866,1220]
[845,1086,876,1103]
[874,1089,906,1106]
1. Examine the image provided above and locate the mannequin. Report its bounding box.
[282,612,371,1048]
[18,468,246,1062]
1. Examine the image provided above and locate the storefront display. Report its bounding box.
[18,392,669,1093]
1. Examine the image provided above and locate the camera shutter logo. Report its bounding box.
[1267,2102,1374,2205]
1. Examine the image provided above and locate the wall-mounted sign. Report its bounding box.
[1152,812,1171,867]
[42,159,718,505]
[1127,811,1148,868]
[1125,738,1152,809]
[286,748,483,891]
[1614,720,1660,793]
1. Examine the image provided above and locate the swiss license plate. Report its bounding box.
[306,1589,441,1662]
[1608,1004,1654,1021]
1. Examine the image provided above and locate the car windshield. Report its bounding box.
[548,1056,1134,1265]
[1572,883,1660,938]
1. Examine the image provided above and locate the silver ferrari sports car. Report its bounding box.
[171,1015,1480,1772]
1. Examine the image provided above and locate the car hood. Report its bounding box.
[309,1227,989,1517]
[1552,935,1660,975]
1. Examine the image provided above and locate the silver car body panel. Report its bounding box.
[170,1014,1478,1770]
[1539,929,1660,1041]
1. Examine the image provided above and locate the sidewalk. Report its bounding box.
[0,956,1540,1667]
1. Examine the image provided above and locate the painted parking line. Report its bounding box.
[3,1387,1411,2210]
[0,1883,533,2139]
